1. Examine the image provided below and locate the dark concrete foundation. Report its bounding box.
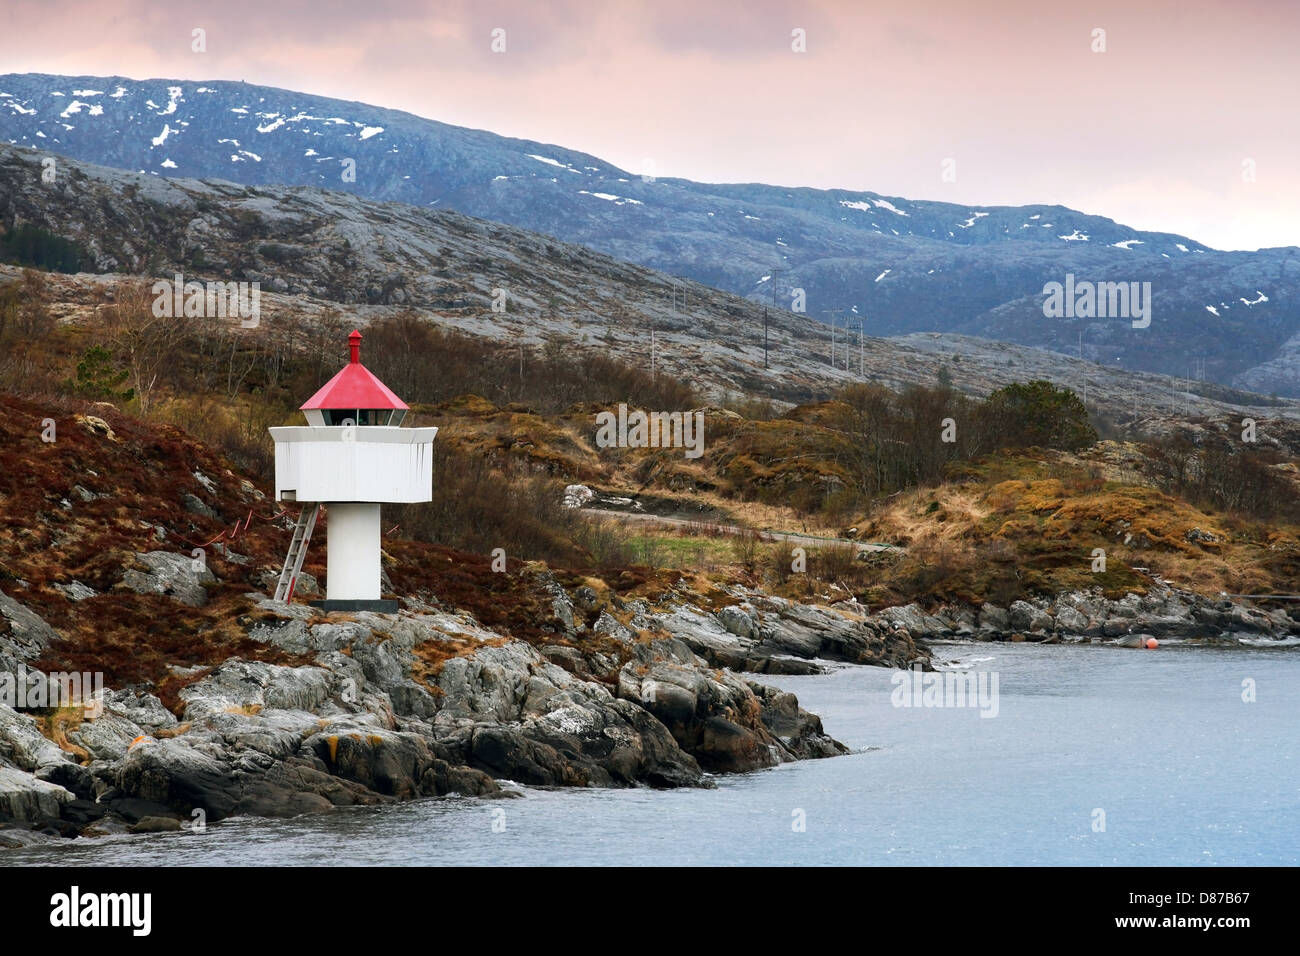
[310,599,400,613]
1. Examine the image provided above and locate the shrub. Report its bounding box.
[66,345,134,401]
[731,529,761,571]
[813,542,859,583]
[980,380,1097,451]
[388,443,585,565]
[769,540,795,584]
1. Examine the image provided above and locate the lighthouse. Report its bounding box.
[268,330,437,612]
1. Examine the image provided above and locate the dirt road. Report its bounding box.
[580,508,900,554]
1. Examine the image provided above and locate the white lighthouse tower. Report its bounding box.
[268,329,437,612]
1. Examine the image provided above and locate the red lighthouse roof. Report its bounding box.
[301,330,409,411]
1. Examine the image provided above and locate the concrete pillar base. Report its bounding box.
[325,502,382,601]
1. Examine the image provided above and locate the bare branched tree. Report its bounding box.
[103,280,192,414]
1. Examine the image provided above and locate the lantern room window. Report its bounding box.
[321,409,406,427]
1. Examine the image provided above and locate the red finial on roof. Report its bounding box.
[349,329,362,364]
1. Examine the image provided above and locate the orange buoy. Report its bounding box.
[1144,638,1159,649]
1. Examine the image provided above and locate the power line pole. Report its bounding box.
[766,267,787,370]
[762,304,769,368]
[668,278,688,313]
[654,279,687,382]
[1078,330,1086,407]
[822,309,845,367]
[851,316,864,377]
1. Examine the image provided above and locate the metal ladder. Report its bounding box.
[273,503,320,603]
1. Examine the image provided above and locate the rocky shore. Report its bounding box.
[3,566,1293,846]
[858,581,1300,645]
[0,571,932,845]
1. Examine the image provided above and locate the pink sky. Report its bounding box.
[3,0,1297,249]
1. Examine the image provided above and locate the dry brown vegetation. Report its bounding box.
[0,387,624,713]
[2,269,1298,687]
[854,454,1300,606]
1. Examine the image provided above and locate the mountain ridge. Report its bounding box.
[4,72,1297,394]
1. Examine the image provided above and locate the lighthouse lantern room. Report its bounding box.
[269,329,437,612]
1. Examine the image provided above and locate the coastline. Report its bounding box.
[3,570,1293,847]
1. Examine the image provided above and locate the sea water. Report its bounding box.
[6,642,1297,866]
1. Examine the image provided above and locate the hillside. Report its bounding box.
[3,142,1299,426]
[3,288,1299,839]
[3,73,1298,394]
[0,386,943,837]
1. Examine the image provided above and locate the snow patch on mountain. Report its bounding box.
[157,87,183,115]
[60,100,102,118]
[578,190,642,206]
[527,154,568,169]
